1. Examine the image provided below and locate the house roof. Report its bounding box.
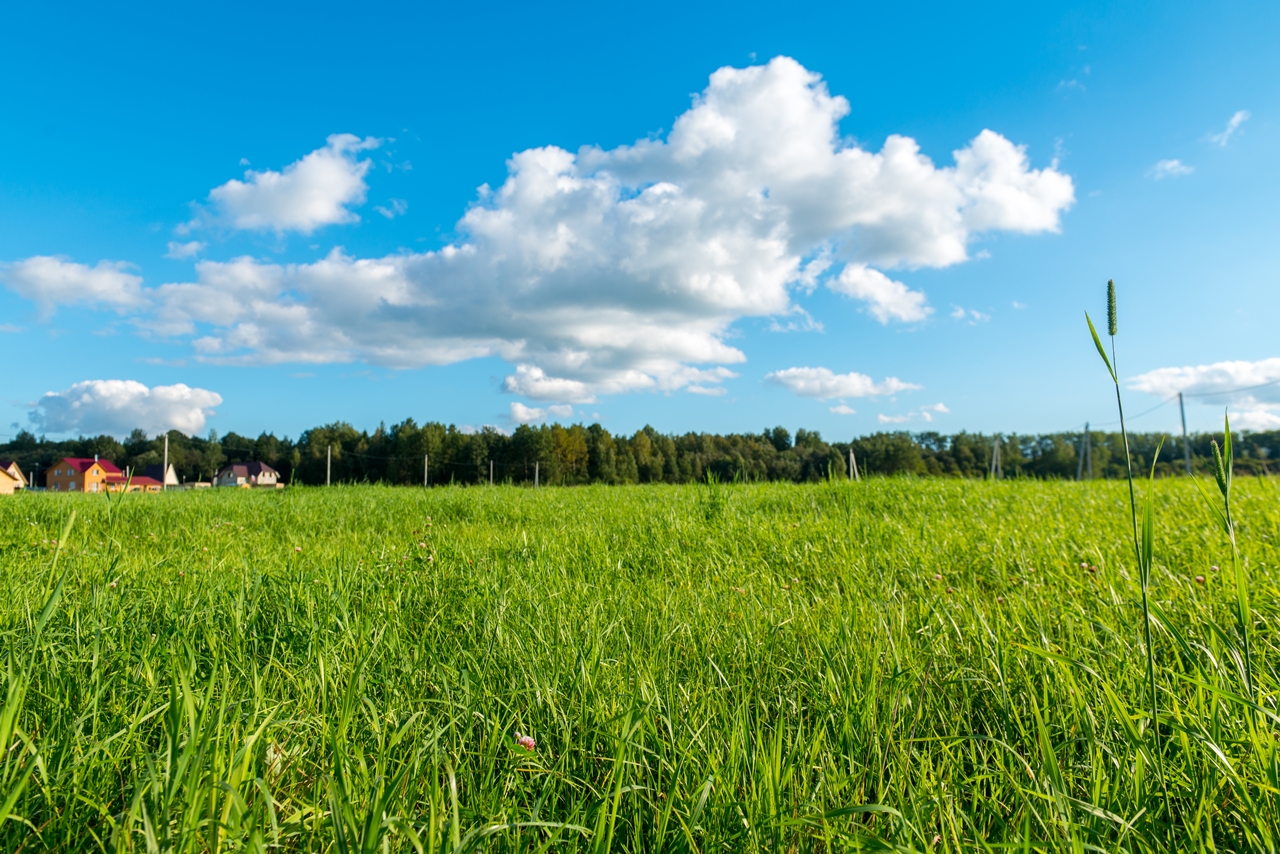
[216,461,279,478]
[104,474,163,486]
[58,458,122,474]
[142,463,176,482]
[0,460,26,486]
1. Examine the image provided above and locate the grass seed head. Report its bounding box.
[1106,279,1117,336]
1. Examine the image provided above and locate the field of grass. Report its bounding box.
[1,478,1277,852]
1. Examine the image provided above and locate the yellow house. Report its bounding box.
[46,457,119,493]
[0,460,26,495]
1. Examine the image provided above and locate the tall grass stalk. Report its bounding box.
[1086,280,1166,810]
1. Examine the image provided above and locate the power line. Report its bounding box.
[1181,376,1280,397]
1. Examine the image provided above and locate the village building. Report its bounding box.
[214,461,282,488]
[44,457,164,493]
[0,460,27,494]
[46,457,119,493]
[143,463,180,488]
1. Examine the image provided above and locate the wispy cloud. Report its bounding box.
[374,198,408,219]
[165,241,206,260]
[829,404,857,415]
[765,366,918,400]
[1209,110,1250,147]
[1148,159,1193,180]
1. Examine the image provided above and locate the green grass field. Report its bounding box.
[1,478,1277,852]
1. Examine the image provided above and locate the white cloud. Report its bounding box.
[165,241,206,259]
[18,58,1072,402]
[374,198,408,219]
[765,366,919,399]
[1011,300,1027,309]
[509,402,546,424]
[1130,357,1280,431]
[547,404,574,418]
[920,402,950,422]
[187,134,381,234]
[0,323,23,333]
[877,413,911,424]
[1148,159,1193,180]
[1209,110,1250,147]
[0,256,146,316]
[502,364,597,403]
[29,379,222,437]
[950,305,990,323]
[829,404,857,415]
[830,265,932,323]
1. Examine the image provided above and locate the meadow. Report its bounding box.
[0,477,1277,852]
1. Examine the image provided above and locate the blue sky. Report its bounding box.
[3,0,1278,442]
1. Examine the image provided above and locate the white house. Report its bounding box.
[214,461,282,488]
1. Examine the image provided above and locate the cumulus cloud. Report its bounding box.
[185,134,381,234]
[15,58,1072,403]
[877,413,912,424]
[29,379,222,437]
[0,256,146,316]
[1209,110,1250,147]
[829,404,857,415]
[509,401,574,424]
[1130,357,1280,430]
[1148,159,1193,180]
[829,265,931,323]
[765,366,918,399]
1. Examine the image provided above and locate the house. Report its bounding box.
[0,460,26,493]
[46,457,121,493]
[142,463,180,488]
[44,457,163,493]
[214,461,282,488]
[104,473,163,493]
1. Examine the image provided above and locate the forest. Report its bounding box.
[3,420,1277,486]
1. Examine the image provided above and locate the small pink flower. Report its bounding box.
[996,596,1005,604]
[179,571,185,577]
[1088,565,1097,574]
[514,731,535,751]
[945,587,955,594]
[295,546,303,553]
[202,547,208,552]
[1195,575,1205,585]
[418,542,426,548]
[1080,562,1088,569]
[1210,565,1219,572]
[933,574,943,582]
[108,581,117,588]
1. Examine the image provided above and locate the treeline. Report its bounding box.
[3,422,1277,486]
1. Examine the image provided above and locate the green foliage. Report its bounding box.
[4,424,1279,488]
[1,479,1278,850]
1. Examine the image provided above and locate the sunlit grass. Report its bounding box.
[1,477,1277,851]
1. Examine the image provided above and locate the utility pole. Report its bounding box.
[849,448,860,482]
[1077,423,1088,481]
[424,454,429,487]
[489,460,494,485]
[326,444,331,486]
[1179,392,1192,475]
[990,436,1002,479]
[534,461,539,488]
[1085,429,1093,479]
[163,433,169,491]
